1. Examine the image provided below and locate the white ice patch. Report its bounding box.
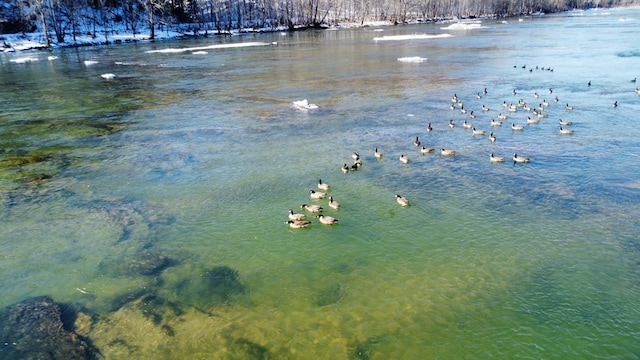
[397,57,427,63]
[373,34,452,41]
[84,60,98,66]
[293,99,319,110]
[191,51,208,55]
[440,22,482,30]
[101,73,116,79]
[9,57,39,63]
[146,42,270,54]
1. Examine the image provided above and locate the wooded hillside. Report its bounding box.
[2,0,638,46]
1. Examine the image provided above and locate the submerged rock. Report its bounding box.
[98,250,173,277]
[177,266,247,308]
[0,296,95,360]
[314,283,345,307]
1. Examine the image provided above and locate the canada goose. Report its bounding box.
[559,126,574,135]
[451,94,458,102]
[512,89,517,95]
[513,153,530,163]
[635,88,640,95]
[490,153,504,162]
[534,92,539,98]
[286,220,311,228]
[554,96,559,102]
[350,163,360,171]
[631,77,637,83]
[309,190,327,199]
[549,88,553,94]
[502,101,508,107]
[426,123,433,132]
[460,106,467,114]
[463,120,472,129]
[526,116,539,124]
[483,87,488,95]
[491,119,503,127]
[559,119,572,126]
[450,103,456,110]
[489,131,496,142]
[328,196,340,210]
[395,194,410,207]
[318,179,330,191]
[316,214,339,225]
[498,113,508,120]
[352,152,360,160]
[374,147,383,159]
[301,204,323,212]
[469,111,476,119]
[289,209,307,221]
[588,81,591,86]
[482,105,490,112]
[508,104,517,112]
[542,99,549,107]
[421,146,435,154]
[565,103,573,110]
[511,123,524,131]
[413,136,421,147]
[399,154,409,164]
[449,119,455,128]
[341,163,349,173]
[472,127,485,136]
[440,148,456,156]
[612,101,618,108]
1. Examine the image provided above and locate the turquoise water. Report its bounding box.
[2,8,640,359]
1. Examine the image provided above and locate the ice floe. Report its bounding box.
[146,42,271,54]
[373,34,453,41]
[397,57,427,63]
[293,99,319,110]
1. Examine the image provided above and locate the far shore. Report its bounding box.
[2,13,523,53]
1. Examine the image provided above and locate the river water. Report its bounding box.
[1,8,640,359]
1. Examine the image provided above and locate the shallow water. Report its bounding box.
[2,8,640,359]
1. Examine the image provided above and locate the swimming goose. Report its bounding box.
[482,105,490,112]
[316,214,339,225]
[549,88,553,94]
[413,136,421,147]
[463,120,472,129]
[511,123,524,131]
[450,103,456,110]
[490,153,504,162]
[374,147,383,159]
[421,146,435,154]
[451,94,458,102]
[328,196,340,210]
[477,92,482,99]
[301,203,323,212]
[460,106,467,114]
[612,101,618,108]
[399,154,410,164]
[631,77,637,83]
[489,131,496,142]
[289,209,307,221]
[318,179,330,191]
[426,123,433,132]
[635,88,640,95]
[534,92,539,98]
[526,116,539,124]
[309,189,327,199]
[554,96,559,102]
[449,119,455,128]
[565,103,573,110]
[498,113,508,120]
[341,163,349,173]
[513,153,530,163]
[440,148,456,156]
[472,127,485,136]
[483,88,488,95]
[491,119,503,127]
[286,220,311,228]
[542,99,549,107]
[352,152,360,160]
[395,194,410,207]
[559,119,572,126]
[469,111,476,119]
[559,126,574,135]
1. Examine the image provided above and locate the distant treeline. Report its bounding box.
[1,0,639,46]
